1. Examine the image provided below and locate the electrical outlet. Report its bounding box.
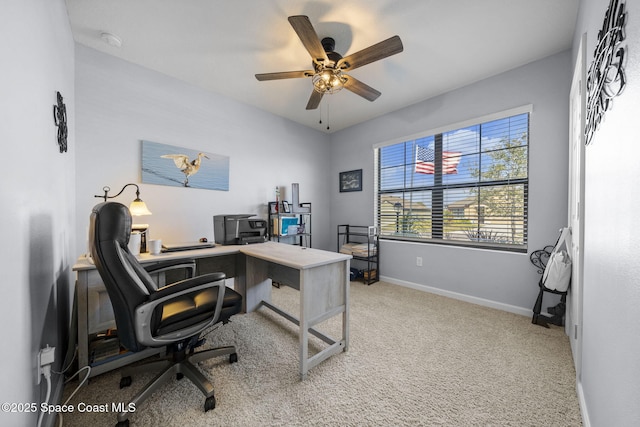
[37,345,55,384]
[416,256,423,267]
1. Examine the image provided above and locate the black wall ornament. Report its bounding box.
[53,91,68,153]
[585,0,627,146]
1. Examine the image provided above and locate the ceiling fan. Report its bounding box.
[255,15,403,110]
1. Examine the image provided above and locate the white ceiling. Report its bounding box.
[65,0,579,133]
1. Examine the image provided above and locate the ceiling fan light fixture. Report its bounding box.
[312,68,345,94]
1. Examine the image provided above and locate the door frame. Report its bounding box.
[567,32,587,378]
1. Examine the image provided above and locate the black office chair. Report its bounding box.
[89,202,242,427]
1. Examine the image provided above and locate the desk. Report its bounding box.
[73,242,351,380]
[240,243,351,379]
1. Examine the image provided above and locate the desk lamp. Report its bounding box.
[95,183,152,251]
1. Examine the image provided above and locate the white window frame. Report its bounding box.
[374,105,532,252]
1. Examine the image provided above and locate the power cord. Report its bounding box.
[56,365,91,427]
[36,363,52,427]
[52,347,77,376]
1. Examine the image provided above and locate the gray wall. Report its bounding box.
[74,45,332,255]
[0,1,76,426]
[330,51,571,314]
[573,0,640,425]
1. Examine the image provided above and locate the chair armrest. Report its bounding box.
[135,272,227,346]
[150,272,226,301]
[144,259,197,278]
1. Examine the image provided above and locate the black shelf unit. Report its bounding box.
[337,224,379,285]
[268,202,311,248]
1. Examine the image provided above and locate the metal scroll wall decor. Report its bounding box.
[585,0,628,145]
[53,91,68,153]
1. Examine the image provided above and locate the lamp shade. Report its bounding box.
[129,198,152,216]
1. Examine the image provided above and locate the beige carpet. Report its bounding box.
[61,281,582,426]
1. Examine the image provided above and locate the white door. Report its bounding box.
[567,33,586,377]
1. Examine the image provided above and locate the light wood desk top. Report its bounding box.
[239,241,351,269]
[74,241,351,271]
[73,245,240,271]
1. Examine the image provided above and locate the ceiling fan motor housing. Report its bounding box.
[321,37,336,53]
[320,37,343,66]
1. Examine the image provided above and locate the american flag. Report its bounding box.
[415,146,462,174]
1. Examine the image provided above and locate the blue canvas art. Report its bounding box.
[142,140,229,191]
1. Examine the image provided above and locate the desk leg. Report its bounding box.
[299,268,308,380]
[299,259,349,380]
[241,255,272,313]
[343,259,350,352]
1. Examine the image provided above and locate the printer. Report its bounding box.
[213,214,267,245]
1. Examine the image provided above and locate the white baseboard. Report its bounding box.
[379,275,532,317]
[577,380,590,427]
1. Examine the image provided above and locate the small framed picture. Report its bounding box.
[282,201,290,213]
[269,202,278,214]
[339,169,362,192]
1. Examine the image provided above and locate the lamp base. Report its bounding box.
[132,224,149,253]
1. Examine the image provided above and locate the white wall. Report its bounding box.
[572,0,640,425]
[329,51,571,314]
[0,1,76,426]
[74,45,331,255]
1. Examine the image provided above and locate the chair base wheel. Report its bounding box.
[229,352,238,364]
[204,395,216,412]
[119,376,132,389]
[116,420,129,427]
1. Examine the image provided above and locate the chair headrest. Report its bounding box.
[92,202,132,246]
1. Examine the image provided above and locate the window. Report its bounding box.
[376,109,529,251]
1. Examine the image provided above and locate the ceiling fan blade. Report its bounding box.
[343,75,381,102]
[255,70,314,81]
[288,15,329,64]
[337,35,403,71]
[306,90,323,110]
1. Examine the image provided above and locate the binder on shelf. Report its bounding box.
[280,217,299,235]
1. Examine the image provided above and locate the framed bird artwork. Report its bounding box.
[141,140,229,191]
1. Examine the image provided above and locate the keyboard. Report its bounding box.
[161,242,215,252]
